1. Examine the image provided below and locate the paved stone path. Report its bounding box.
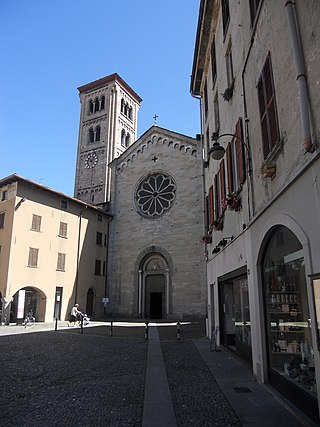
[0,321,316,426]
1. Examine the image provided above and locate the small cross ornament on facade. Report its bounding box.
[152,156,158,162]
[153,114,158,125]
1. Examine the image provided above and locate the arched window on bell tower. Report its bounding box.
[89,100,94,114]
[125,133,130,147]
[101,96,105,110]
[95,125,101,142]
[121,129,126,146]
[94,98,99,112]
[88,127,94,144]
[121,98,125,114]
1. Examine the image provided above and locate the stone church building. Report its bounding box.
[74,73,207,319]
[0,72,207,323]
[107,126,207,319]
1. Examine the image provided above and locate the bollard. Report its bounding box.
[55,317,58,331]
[110,321,113,337]
[145,322,149,340]
[177,321,181,340]
[80,316,84,334]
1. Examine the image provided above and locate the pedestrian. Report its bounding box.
[68,303,81,326]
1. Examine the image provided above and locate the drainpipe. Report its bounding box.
[285,1,315,153]
[191,92,207,257]
[74,210,82,304]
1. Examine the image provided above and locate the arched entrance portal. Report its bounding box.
[138,254,169,319]
[10,287,47,323]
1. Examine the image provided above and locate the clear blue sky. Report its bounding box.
[1,0,201,196]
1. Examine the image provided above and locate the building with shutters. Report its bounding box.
[191,0,320,421]
[0,174,111,324]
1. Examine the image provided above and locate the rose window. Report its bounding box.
[136,173,176,217]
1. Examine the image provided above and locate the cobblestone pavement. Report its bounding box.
[0,321,309,426]
[161,340,241,426]
[0,329,147,427]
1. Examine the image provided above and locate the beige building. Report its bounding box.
[0,175,111,324]
[191,0,320,421]
[106,126,207,319]
[74,73,142,205]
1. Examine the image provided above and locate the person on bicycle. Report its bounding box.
[68,304,81,326]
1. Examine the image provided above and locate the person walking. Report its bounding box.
[68,303,81,326]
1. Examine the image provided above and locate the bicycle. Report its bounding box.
[22,311,36,327]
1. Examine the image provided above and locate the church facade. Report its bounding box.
[106,126,207,319]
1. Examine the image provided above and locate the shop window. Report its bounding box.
[262,225,317,414]
[219,276,251,363]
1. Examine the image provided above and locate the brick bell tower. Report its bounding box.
[74,73,142,206]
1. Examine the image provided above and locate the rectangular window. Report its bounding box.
[57,253,66,271]
[28,247,39,268]
[214,160,226,220]
[249,0,261,25]
[226,118,245,194]
[1,191,8,201]
[31,214,42,232]
[258,53,280,158]
[221,0,230,37]
[0,212,5,228]
[208,186,214,227]
[95,259,101,276]
[211,37,217,86]
[204,82,208,119]
[96,232,103,245]
[226,41,234,89]
[61,200,68,210]
[205,129,210,158]
[98,214,102,222]
[59,221,68,238]
[103,261,106,276]
[213,94,220,133]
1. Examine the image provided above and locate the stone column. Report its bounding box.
[138,270,142,317]
[165,269,170,315]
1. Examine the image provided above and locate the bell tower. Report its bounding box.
[74,73,142,206]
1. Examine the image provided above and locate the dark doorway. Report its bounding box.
[145,274,165,319]
[86,288,94,316]
[53,287,63,320]
[150,292,162,319]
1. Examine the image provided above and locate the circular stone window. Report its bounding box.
[135,173,176,218]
